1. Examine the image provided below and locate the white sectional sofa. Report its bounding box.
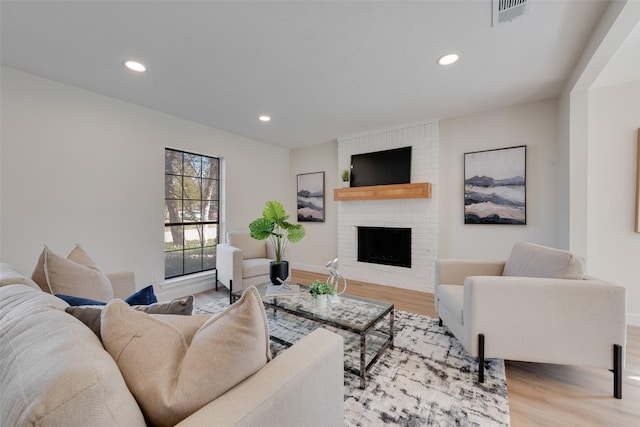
[0,263,344,426]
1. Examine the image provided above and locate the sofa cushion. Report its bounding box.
[228,231,267,260]
[33,244,114,301]
[0,263,40,289]
[503,242,586,280]
[101,286,272,427]
[57,284,157,306]
[65,295,194,339]
[0,284,146,427]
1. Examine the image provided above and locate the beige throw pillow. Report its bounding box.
[65,295,195,339]
[33,244,102,292]
[32,244,113,300]
[31,247,51,292]
[101,286,271,427]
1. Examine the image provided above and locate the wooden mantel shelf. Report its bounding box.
[334,182,432,201]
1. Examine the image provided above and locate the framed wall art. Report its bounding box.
[297,171,325,222]
[464,145,526,225]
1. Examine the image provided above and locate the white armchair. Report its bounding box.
[216,231,277,302]
[435,242,626,398]
[106,272,137,299]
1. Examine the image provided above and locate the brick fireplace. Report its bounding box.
[337,121,438,293]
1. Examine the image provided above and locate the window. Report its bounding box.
[164,148,220,279]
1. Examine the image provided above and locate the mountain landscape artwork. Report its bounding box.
[297,171,325,222]
[464,146,526,225]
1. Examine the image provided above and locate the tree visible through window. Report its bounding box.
[164,148,219,279]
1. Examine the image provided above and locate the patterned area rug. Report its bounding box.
[197,298,510,426]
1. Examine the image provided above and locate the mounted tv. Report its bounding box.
[350,146,411,187]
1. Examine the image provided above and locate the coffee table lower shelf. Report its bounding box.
[344,330,394,388]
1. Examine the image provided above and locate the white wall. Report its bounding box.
[588,80,640,323]
[4,65,636,325]
[288,141,339,273]
[0,67,289,293]
[438,99,560,259]
[554,1,640,325]
[291,101,562,284]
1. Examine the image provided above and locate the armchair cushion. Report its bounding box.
[503,242,585,280]
[228,231,267,260]
[243,258,272,279]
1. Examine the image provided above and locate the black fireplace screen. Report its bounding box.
[357,226,411,268]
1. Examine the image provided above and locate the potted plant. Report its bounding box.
[249,200,306,285]
[341,169,350,187]
[309,279,336,307]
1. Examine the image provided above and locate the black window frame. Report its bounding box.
[164,148,220,279]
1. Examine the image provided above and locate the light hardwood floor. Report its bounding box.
[203,270,640,426]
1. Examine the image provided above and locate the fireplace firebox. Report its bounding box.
[357,226,411,268]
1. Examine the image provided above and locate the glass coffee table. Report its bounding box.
[232,283,394,388]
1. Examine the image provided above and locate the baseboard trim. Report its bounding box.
[291,263,327,275]
[628,313,640,327]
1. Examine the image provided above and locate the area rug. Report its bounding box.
[197,298,510,426]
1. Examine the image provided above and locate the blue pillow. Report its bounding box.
[56,285,158,306]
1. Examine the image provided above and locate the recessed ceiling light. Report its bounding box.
[123,60,146,72]
[259,115,271,122]
[437,53,459,66]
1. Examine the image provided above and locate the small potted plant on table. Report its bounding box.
[309,279,336,308]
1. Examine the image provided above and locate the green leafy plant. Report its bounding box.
[341,169,350,182]
[249,200,306,263]
[309,279,336,298]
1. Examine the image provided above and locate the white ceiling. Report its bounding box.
[1,0,634,149]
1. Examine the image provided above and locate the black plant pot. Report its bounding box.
[269,261,289,285]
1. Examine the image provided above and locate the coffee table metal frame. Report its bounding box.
[232,283,394,389]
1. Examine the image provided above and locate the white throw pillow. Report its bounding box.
[101,286,271,427]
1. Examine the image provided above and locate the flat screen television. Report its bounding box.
[350,146,411,187]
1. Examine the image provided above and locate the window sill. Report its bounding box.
[157,270,217,301]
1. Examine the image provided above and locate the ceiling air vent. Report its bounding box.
[492,0,530,26]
